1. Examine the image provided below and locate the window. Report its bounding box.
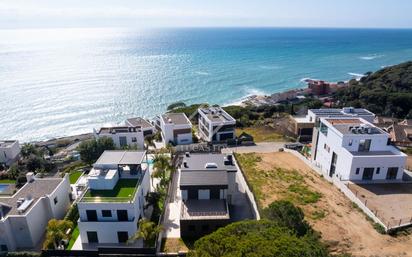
[119,136,127,147]
[117,231,129,243]
[0,245,8,252]
[358,139,371,152]
[86,210,98,221]
[348,139,353,146]
[53,197,58,205]
[198,189,210,200]
[87,232,98,243]
[320,122,328,136]
[376,168,380,174]
[131,137,137,142]
[362,168,374,180]
[117,210,128,221]
[386,167,398,180]
[355,168,360,175]
[102,210,112,217]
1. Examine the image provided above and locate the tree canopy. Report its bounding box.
[334,61,412,118]
[77,137,115,165]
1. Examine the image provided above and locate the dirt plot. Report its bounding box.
[239,152,412,257]
[348,183,412,228]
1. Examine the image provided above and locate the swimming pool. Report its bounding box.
[0,184,11,194]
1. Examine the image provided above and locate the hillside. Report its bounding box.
[334,61,412,118]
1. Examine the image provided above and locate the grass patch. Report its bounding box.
[161,238,189,253]
[67,225,79,250]
[236,126,287,142]
[311,210,327,220]
[69,171,83,184]
[0,179,16,184]
[84,179,138,198]
[62,161,86,174]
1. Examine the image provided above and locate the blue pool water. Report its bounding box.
[0,184,11,193]
[1,27,412,142]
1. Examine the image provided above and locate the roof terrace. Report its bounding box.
[81,178,140,203]
[199,107,236,123]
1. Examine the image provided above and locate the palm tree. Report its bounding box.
[152,154,173,187]
[128,219,163,247]
[43,219,73,249]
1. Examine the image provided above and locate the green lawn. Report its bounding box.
[67,225,79,250]
[83,179,138,201]
[69,170,83,184]
[0,179,16,184]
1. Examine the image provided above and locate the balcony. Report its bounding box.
[80,178,140,203]
[181,199,230,220]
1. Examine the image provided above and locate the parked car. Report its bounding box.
[284,143,304,151]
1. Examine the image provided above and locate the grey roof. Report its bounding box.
[95,151,146,165]
[310,108,374,117]
[350,151,398,156]
[126,117,154,129]
[0,178,63,217]
[198,107,236,123]
[98,126,141,134]
[0,140,18,148]
[326,119,384,135]
[180,171,228,186]
[162,113,191,125]
[181,199,229,220]
[181,153,236,172]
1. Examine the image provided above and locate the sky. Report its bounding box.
[1,0,412,29]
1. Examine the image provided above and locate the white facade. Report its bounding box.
[0,141,20,166]
[0,175,71,252]
[158,113,193,145]
[94,126,145,150]
[198,107,236,142]
[312,117,407,182]
[77,151,151,245]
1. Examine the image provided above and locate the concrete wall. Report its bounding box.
[48,176,71,219]
[0,141,20,164]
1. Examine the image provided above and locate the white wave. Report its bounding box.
[245,88,268,96]
[259,65,282,70]
[348,72,366,77]
[195,71,210,76]
[222,88,268,107]
[359,54,384,60]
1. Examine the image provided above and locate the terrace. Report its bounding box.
[81,179,139,203]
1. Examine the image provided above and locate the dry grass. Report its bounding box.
[236,126,288,142]
[161,238,189,253]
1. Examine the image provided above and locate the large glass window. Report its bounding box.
[87,231,98,243]
[358,139,371,152]
[386,167,398,180]
[319,122,328,136]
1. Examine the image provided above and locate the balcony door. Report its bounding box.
[329,152,338,177]
[386,167,398,180]
[362,168,374,180]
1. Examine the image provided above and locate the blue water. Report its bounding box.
[0,184,11,193]
[1,27,412,142]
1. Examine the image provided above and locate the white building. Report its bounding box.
[94,126,145,150]
[292,107,375,142]
[198,107,236,142]
[77,151,150,246]
[0,173,71,252]
[155,113,193,145]
[125,117,156,138]
[0,141,20,166]
[312,117,407,182]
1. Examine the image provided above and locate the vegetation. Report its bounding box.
[129,219,162,247]
[77,137,115,165]
[0,179,16,184]
[64,203,79,226]
[167,101,187,111]
[188,220,328,257]
[43,219,73,249]
[69,170,83,184]
[236,126,287,142]
[84,179,138,199]
[334,61,412,118]
[66,225,79,250]
[152,153,173,187]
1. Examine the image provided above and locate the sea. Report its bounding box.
[1,27,412,142]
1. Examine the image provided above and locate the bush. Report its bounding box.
[167,101,186,111]
[64,203,79,226]
[78,137,115,165]
[16,175,27,188]
[262,200,311,237]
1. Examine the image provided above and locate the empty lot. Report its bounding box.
[236,152,412,257]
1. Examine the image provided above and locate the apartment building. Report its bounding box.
[292,107,375,142]
[0,173,71,252]
[312,117,407,182]
[178,153,237,237]
[0,140,20,166]
[155,113,193,145]
[198,107,236,142]
[77,151,150,246]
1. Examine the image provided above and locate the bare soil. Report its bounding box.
[253,152,412,257]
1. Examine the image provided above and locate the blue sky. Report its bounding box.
[1,0,412,29]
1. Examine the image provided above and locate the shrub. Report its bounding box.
[64,203,79,226]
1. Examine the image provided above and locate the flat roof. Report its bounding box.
[181,199,229,220]
[162,113,191,125]
[0,140,18,148]
[126,117,153,129]
[350,151,398,156]
[98,126,141,134]
[0,178,63,217]
[181,153,236,172]
[310,108,374,117]
[325,118,383,135]
[95,151,146,166]
[180,171,228,186]
[198,107,236,123]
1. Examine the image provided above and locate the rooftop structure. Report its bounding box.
[198,107,236,142]
[312,117,407,182]
[94,125,144,149]
[161,113,192,126]
[125,117,156,137]
[0,140,20,166]
[0,174,70,252]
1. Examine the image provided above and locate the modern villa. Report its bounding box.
[292,107,375,142]
[0,173,71,252]
[177,153,237,237]
[76,151,150,247]
[312,117,407,182]
[198,107,236,142]
[0,140,20,166]
[155,113,193,145]
[125,117,156,138]
[94,126,145,150]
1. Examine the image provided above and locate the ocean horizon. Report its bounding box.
[2,27,412,142]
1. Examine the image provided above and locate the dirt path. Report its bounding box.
[255,152,412,257]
